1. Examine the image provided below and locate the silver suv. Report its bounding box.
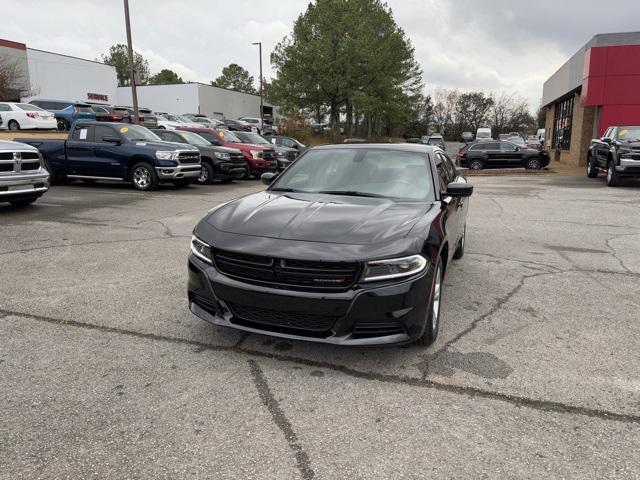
[0,140,50,206]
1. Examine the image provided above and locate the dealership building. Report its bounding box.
[542,31,640,166]
[1,38,278,121]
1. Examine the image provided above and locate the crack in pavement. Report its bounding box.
[0,235,190,257]
[605,232,639,275]
[248,360,315,480]
[2,308,639,426]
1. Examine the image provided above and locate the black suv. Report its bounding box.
[457,141,549,170]
[587,125,640,186]
[113,106,158,129]
[153,129,246,184]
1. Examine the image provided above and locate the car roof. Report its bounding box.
[31,99,89,105]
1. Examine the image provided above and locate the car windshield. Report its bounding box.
[427,137,443,144]
[120,125,161,142]
[218,129,242,143]
[271,148,433,201]
[617,127,640,142]
[177,131,210,146]
[477,131,491,138]
[176,115,194,123]
[235,132,270,144]
[17,103,46,112]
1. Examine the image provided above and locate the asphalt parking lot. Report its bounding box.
[1,174,640,479]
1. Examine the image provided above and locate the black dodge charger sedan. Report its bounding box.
[188,144,473,346]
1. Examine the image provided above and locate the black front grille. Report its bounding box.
[230,154,247,166]
[228,302,336,334]
[286,151,297,161]
[21,161,41,171]
[262,149,276,160]
[352,321,406,338]
[0,163,12,172]
[0,151,39,160]
[178,152,201,164]
[214,249,361,291]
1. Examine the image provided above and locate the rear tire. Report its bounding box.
[468,159,483,170]
[197,162,214,185]
[415,258,443,347]
[606,161,620,187]
[57,119,69,131]
[8,120,20,131]
[130,162,159,191]
[587,155,598,178]
[10,196,38,207]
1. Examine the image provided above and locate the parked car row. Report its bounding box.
[1,120,307,206]
[587,125,640,186]
[457,140,549,170]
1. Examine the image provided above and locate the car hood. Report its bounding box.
[137,140,197,151]
[0,139,39,151]
[206,191,430,245]
[273,145,297,154]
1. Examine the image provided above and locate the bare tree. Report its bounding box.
[0,54,35,101]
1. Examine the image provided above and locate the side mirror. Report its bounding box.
[102,136,121,144]
[446,182,473,197]
[261,172,278,185]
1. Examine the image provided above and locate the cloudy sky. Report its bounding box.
[2,0,640,109]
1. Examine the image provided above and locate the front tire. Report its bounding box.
[524,157,542,170]
[130,162,159,191]
[415,258,443,347]
[197,162,214,185]
[606,161,620,187]
[8,120,20,131]
[453,226,466,260]
[587,155,598,178]
[57,119,69,131]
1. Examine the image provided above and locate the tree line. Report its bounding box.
[100,44,258,93]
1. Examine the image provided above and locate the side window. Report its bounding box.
[283,139,295,148]
[71,126,91,141]
[435,154,449,193]
[0,104,11,112]
[94,125,116,142]
[442,153,457,179]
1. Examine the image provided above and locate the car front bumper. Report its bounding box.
[155,164,201,180]
[616,157,640,176]
[0,170,50,200]
[187,255,434,346]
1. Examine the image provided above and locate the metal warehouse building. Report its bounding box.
[542,31,640,166]
[116,83,278,121]
[0,38,118,105]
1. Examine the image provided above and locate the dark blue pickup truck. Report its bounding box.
[16,121,201,190]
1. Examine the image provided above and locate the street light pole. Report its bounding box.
[124,0,139,124]
[252,42,263,132]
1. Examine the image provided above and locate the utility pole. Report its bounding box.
[252,42,263,132]
[124,0,139,124]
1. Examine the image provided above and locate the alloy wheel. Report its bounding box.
[198,166,209,183]
[133,167,151,189]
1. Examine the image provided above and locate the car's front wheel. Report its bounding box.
[524,157,542,170]
[606,161,620,187]
[415,258,443,347]
[587,155,599,178]
[453,226,465,260]
[197,162,214,185]
[130,162,159,191]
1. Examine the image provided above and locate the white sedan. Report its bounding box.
[0,102,57,130]
[155,114,183,130]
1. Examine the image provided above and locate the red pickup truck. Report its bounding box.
[177,127,277,179]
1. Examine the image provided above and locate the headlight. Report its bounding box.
[156,150,177,160]
[362,255,428,282]
[191,236,213,264]
[214,152,231,160]
[277,151,286,158]
[250,149,262,160]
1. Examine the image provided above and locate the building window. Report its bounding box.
[552,95,574,150]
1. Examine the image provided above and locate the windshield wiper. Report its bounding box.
[270,187,302,192]
[318,190,386,198]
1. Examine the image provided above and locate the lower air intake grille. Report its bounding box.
[229,302,336,333]
[352,321,405,339]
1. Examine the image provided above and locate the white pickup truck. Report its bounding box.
[0,140,50,206]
